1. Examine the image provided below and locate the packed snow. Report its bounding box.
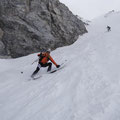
[0,11,120,120]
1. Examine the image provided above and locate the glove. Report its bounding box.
[56,65,60,68]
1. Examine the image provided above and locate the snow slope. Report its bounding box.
[0,11,120,120]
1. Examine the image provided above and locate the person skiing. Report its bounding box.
[107,26,111,32]
[31,49,60,77]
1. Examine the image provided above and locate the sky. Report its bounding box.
[60,0,120,20]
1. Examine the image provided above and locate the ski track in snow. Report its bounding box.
[0,11,120,120]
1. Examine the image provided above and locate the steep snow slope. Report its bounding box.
[0,11,120,120]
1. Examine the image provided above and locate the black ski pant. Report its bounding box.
[32,62,52,76]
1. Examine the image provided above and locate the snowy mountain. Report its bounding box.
[0,11,120,120]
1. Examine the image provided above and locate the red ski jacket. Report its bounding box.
[38,52,58,66]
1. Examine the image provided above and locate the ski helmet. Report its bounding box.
[46,48,51,53]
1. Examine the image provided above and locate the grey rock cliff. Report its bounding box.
[0,0,87,58]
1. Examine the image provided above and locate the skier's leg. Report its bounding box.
[41,62,52,72]
[47,62,52,72]
[31,64,41,77]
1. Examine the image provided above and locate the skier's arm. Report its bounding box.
[49,55,58,66]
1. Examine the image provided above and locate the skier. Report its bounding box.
[107,26,111,32]
[31,49,60,77]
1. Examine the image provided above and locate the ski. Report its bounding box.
[32,76,42,80]
[49,62,66,73]
[28,75,42,81]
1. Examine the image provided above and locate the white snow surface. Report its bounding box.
[0,11,120,120]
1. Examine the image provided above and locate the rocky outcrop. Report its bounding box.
[0,0,87,58]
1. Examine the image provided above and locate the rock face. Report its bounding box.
[0,0,87,58]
